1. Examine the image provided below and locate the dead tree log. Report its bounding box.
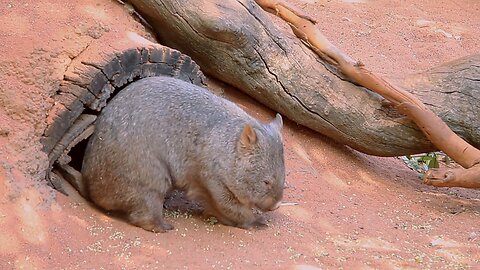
[129,0,480,157]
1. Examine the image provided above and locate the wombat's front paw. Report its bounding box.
[234,216,268,230]
[214,215,255,230]
[253,215,268,227]
[146,221,174,233]
[129,215,174,233]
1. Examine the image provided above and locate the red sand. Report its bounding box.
[0,0,478,269]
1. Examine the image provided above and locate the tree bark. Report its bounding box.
[129,0,480,157]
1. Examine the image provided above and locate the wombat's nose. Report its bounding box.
[257,198,281,212]
[269,201,281,211]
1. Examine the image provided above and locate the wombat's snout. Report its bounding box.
[257,197,282,212]
[269,200,282,210]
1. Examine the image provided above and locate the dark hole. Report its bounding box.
[82,107,101,116]
[67,135,90,172]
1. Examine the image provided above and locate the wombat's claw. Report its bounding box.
[150,222,174,233]
[236,222,254,230]
[236,216,268,230]
[161,222,174,231]
[130,214,174,233]
[254,215,268,227]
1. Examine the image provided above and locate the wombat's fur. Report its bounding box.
[81,76,285,232]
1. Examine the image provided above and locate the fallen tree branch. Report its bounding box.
[130,0,480,157]
[254,0,480,188]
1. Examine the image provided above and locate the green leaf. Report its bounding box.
[431,157,439,168]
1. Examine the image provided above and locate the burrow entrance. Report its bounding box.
[42,32,206,195]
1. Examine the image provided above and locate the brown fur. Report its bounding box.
[82,76,285,232]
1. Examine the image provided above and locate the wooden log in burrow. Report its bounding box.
[42,32,206,193]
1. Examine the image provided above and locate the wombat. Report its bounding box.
[81,76,285,232]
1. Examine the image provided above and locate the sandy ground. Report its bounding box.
[0,0,479,269]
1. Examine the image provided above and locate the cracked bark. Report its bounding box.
[129,0,479,158]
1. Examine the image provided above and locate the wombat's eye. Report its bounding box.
[263,179,273,187]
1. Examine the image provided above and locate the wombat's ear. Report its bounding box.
[239,124,257,149]
[270,113,283,131]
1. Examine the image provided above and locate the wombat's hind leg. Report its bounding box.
[127,191,173,233]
